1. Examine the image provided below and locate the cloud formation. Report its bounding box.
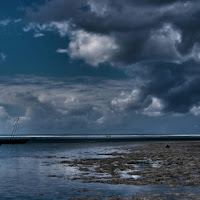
[0,76,169,135]
[67,30,119,66]
[0,18,21,26]
[0,19,11,26]
[23,20,119,66]
[16,0,200,130]
[0,75,200,135]
[23,21,69,37]
[24,0,200,66]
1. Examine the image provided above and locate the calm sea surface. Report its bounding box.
[0,141,199,199]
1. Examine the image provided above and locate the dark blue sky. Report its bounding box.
[1,0,200,135]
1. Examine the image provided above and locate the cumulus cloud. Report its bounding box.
[23,0,200,65]
[143,97,164,117]
[111,90,142,113]
[0,75,200,135]
[111,90,163,116]
[67,30,119,66]
[143,24,182,62]
[125,60,200,115]
[0,76,129,134]
[24,20,119,66]
[0,76,171,134]
[18,0,200,123]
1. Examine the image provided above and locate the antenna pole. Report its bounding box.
[10,117,20,140]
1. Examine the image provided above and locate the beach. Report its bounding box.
[60,141,200,199]
[67,141,200,187]
[0,140,200,199]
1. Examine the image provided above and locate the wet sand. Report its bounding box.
[57,141,200,199]
[60,141,200,187]
[68,193,200,200]
[28,141,200,199]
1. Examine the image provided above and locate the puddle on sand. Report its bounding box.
[116,169,141,179]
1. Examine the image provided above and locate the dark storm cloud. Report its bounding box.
[0,76,138,134]
[24,0,200,64]
[25,0,84,22]
[124,60,200,114]
[1,75,200,135]
[22,0,200,116]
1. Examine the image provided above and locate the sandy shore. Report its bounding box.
[56,141,200,199]
[67,193,200,200]
[61,141,200,187]
[39,141,200,199]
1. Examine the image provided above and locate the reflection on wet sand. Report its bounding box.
[1,141,200,199]
[35,141,200,199]
[50,142,200,188]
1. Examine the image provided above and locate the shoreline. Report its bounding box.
[38,140,200,199]
[1,135,200,144]
[60,141,200,187]
[1,140,200,199]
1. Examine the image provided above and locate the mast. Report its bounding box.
[10,117,20,140]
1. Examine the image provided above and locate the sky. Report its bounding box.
[1,0,200,135]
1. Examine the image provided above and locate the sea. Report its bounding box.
[0,135,200,199]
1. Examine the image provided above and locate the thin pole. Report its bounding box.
[10,118,20,140]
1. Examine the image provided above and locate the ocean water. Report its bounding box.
[0,140,199,200]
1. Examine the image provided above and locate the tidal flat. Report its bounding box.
[55,141,200,199]
[1,141,200,199]
[65,141,200,187]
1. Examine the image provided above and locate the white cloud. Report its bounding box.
[0,76,133,134]
[0,76,199,135]
[67,30,119,66]
[0,19,11,26]
[190,105,200,116]
[23,21,119,66]
[111,91,164,116]
[111,90,141,112]
[34,33,45,38]
[143,97,163,116]
[23,21,69,37]
[0,53,6,61]
[0,18,22,26]
[23,20,119,66]
[57,48,68,53]
[0,106,9,119]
